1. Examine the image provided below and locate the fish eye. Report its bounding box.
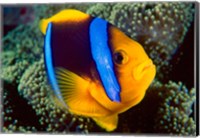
[113,50,128,65]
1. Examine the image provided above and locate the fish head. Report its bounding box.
[109,26,156,103]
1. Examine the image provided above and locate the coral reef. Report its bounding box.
[1,2,196,136]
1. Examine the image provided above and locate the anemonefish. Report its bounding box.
[39,9,156,131]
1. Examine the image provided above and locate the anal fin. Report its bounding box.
[92,114,118,132]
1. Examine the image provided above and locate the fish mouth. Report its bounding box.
[142,60,155,72]
[133,59,155,80]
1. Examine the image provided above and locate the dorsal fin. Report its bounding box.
[39,9,90,34]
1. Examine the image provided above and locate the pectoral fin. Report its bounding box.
[55,67,111,117]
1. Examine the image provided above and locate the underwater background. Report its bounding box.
[1,2,197,136]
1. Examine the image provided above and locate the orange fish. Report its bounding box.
[40,9,156,131]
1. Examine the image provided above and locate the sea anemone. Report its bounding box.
[1,22,43,84]
[1,3,196,135]
[17,57,91,133]
[154,81,196,135]
[2,87,37,133]
[115,80,196,136]
[87,3,194,78]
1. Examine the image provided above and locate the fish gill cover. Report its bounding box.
[1,2,197,136]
